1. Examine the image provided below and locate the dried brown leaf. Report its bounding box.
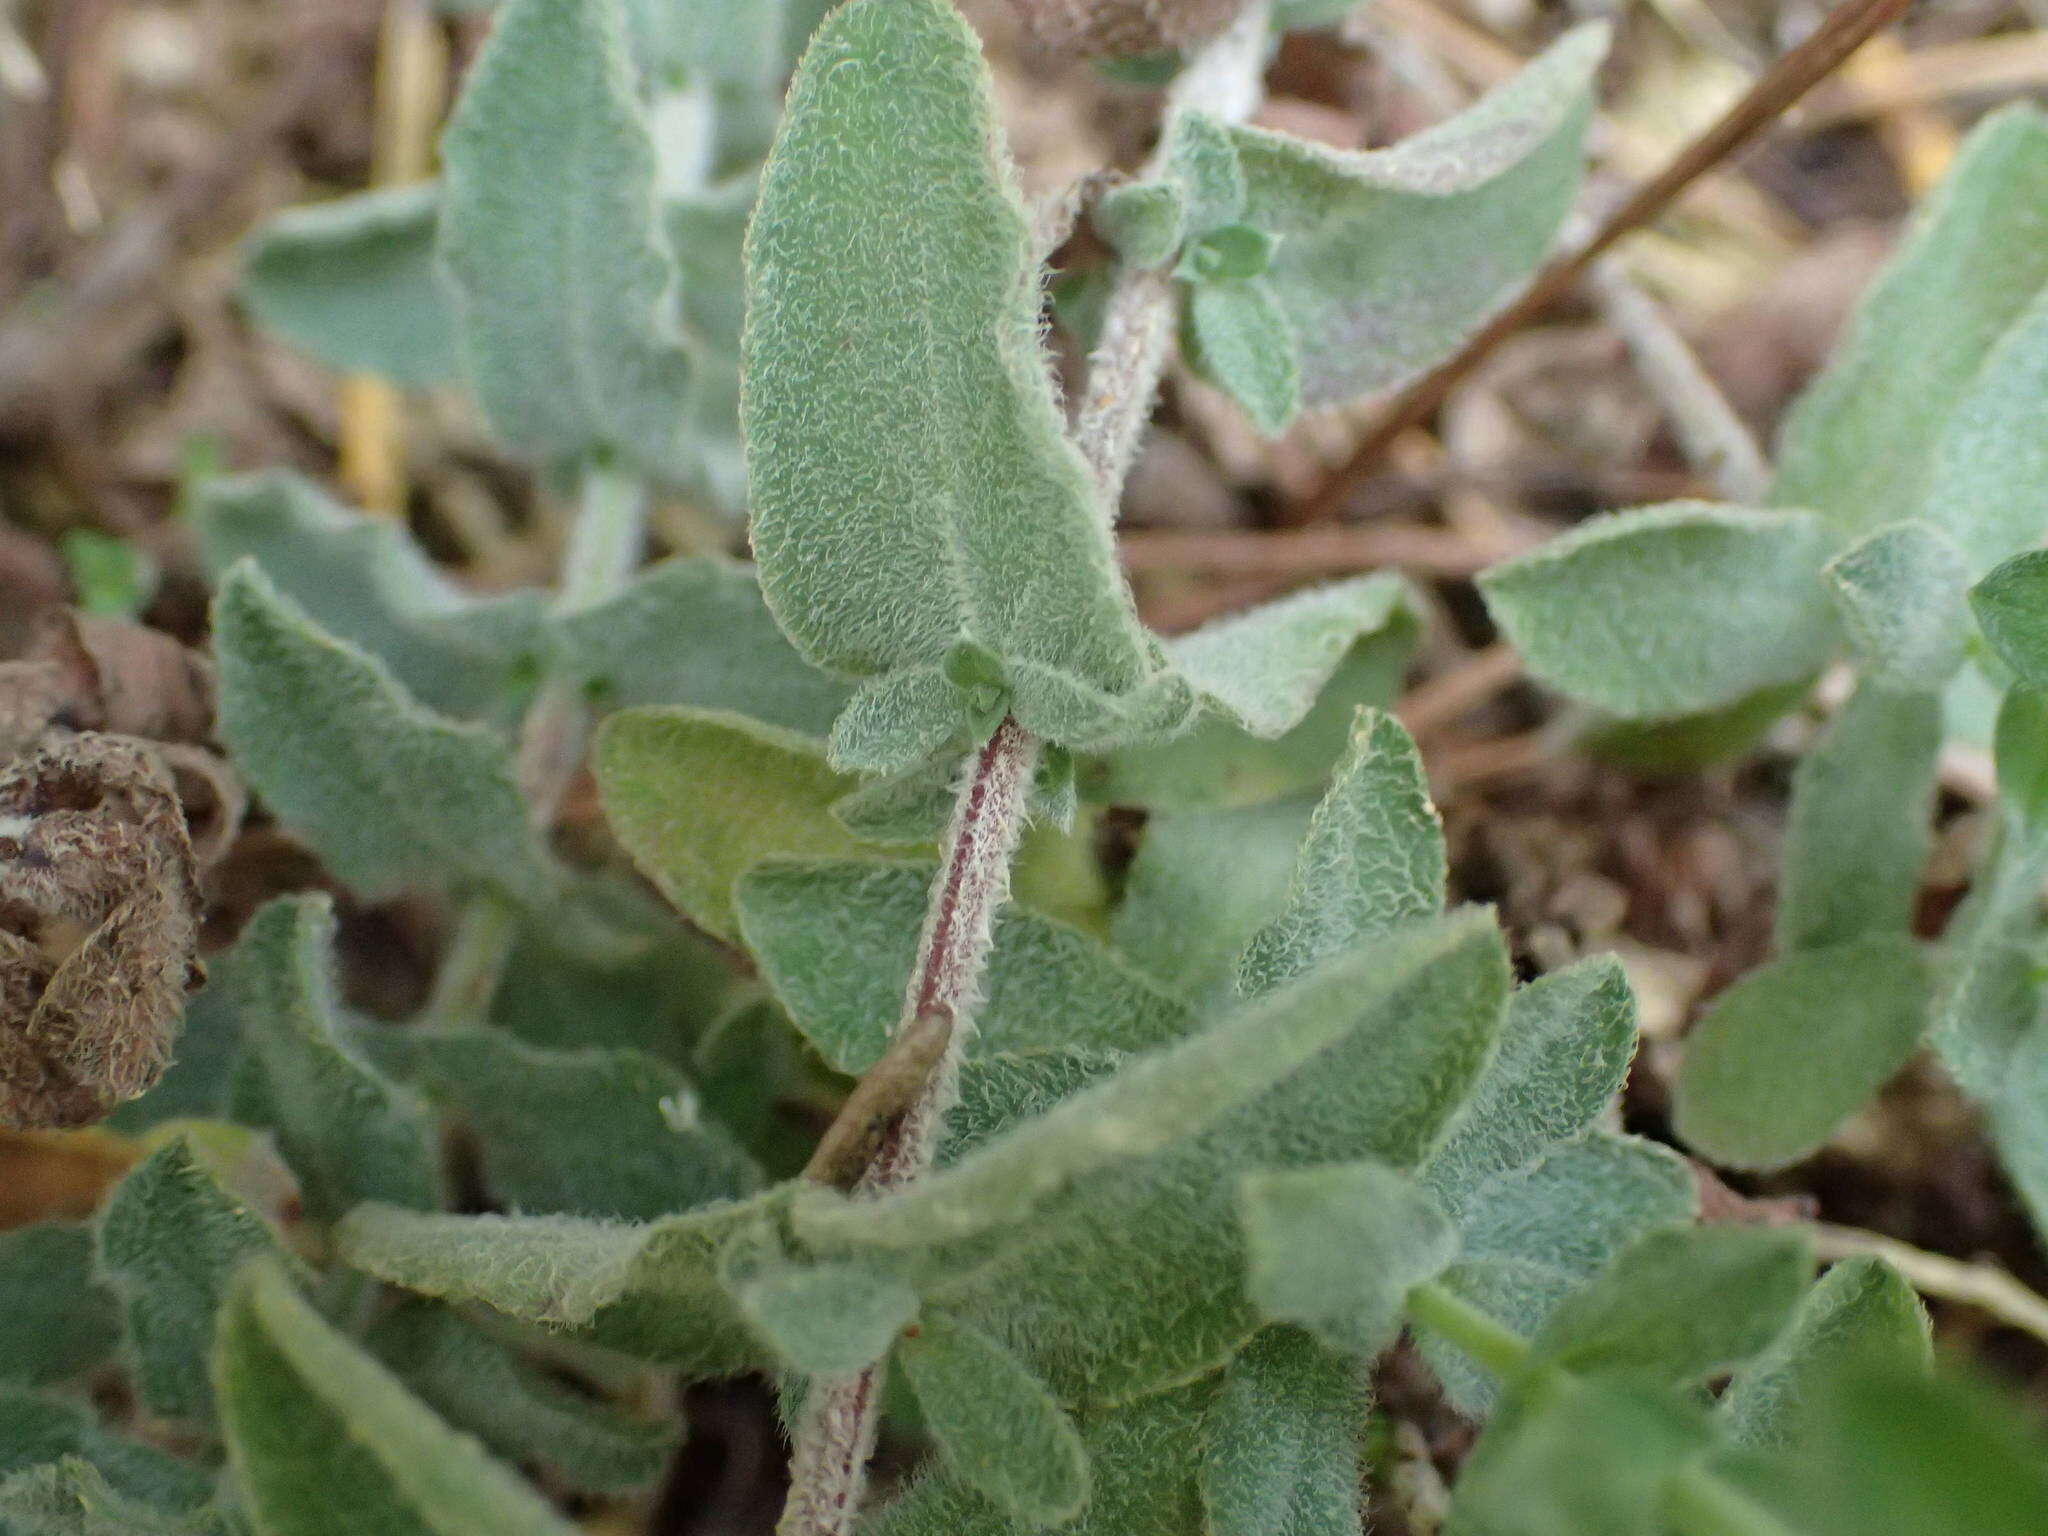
[0,735,204,1129]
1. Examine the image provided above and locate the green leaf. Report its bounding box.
[1239,1161,1457,1358]
[366,1304,673,1494]
[1238,710,1443,996]
[1421,1134,1696,1414]
[1165,113,1247,232]
[367,1026,761,1221]
[0,1225,117,1387]
[1719,1257,1930,1452]
[213,1260,580,1536]
[898,1313,1089,1527]
[1087,605,1419,811]
[796,909,1505,1254]
[729,1258,919,1376]
[870,1376,1211,1536]
[1528,1227,1813,1388]
[1930,803,2048,1098]
[1423,957,1639,1218]
[1994,684,2048,833]
[1200,1329,1364,1536]
[743,0,1177,749]
[1981,1026,2048,1244]
[217,897,439,1222]
[213,563,554,905]
[1112,798,1312,1004]
[0,1460,231,1536]
[240,183,458,388]
[1229,25,1603,408]
[1182,224,1279,284]
[441,0,694,477]
[337,1198,778,1374]
[1448,1370,1714,1536]
[1773,1361,2048,1536]
[1185,277,1301,435]
[939,1049,1128,1166]
[1674,937,1931,1171]
[105,963,248,1133]
[0,1387,215,1515]
[594,707,879,942]
[1824,522,1973,692]
[1775,683,1942,954]
[196,472,546,720]
[1164,575,1413,742]
[1774,105,2048,549]
[1972,550,2048,689]
[735,859,1192,1073]
[553,558,849,735]
[801,913,1508,1401]
[60,531,156,621]
[1919,288,2048,570]
[1093,180,1185,267]
[1480,503,1838,719]
[96,1143,287,1424]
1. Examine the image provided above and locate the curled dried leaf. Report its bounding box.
[31,609,217,744]
[1009,0,1246,58]
[0,735,204,1129]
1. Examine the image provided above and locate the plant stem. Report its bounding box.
[428,459,647,1024]
[1403,1280,1532,1381]
[777,15,1275,1534]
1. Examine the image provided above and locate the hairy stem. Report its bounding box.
[777,13,1274,1535]
[427,459,647,1023]
[1404,1280,1531,1381]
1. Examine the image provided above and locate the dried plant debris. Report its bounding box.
[0,735,204,1129]
[0,609,217,757]
[1009,0,1246,58]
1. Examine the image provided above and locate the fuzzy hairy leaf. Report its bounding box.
[1528,1226,1813,1388]
[800,913,1508,1401]
[1240,1161,1457,1358]
[553,559,850,735]
[1087,608,1419,811]
[213,1261,579,1536]
[1423,956,1639,1217]
[1675,937,1931,1171]
[734,859,1192,1074]
[0,1459,233,1536]
[337,1198,778,1375]
[1185,277,1300,434]
[219,897,439,1222]
[1480,503,1839,719]
[213,564,554,905]
[1201,1329,1364,1536]
[595,707,879,942]
[1448,1370,1713,1536]
[729,1258,919,1376]
[1237,710,1444,996]
[367,1026,761,1221]
[1111,798,1312,1004]
[196,472,546,720]
[1775,683,1942,954]
[240,183,458,388]
[1917,288,2048,572]
[0,1387,216,1514]
[795,909,1504,1254]
[441,0,694,476]
[96,1143,287,1425]
[1774,106,2048,549]
[869,1376,1211,1536]
[1421,1135,1696,1414]
[0,1225,117,1387]
[1164,576,1411,741]
[1824,522,1973,692]
[1719,1257,1930,1453]
[898,1313,1090,1527]
[1228,25,1602,407]
[365,1308,673,1495]
[1973,550,2048,689]
[743,0,1178,750]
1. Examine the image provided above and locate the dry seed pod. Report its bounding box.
[0,735,204,1129]
[1009,0,1246,58]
